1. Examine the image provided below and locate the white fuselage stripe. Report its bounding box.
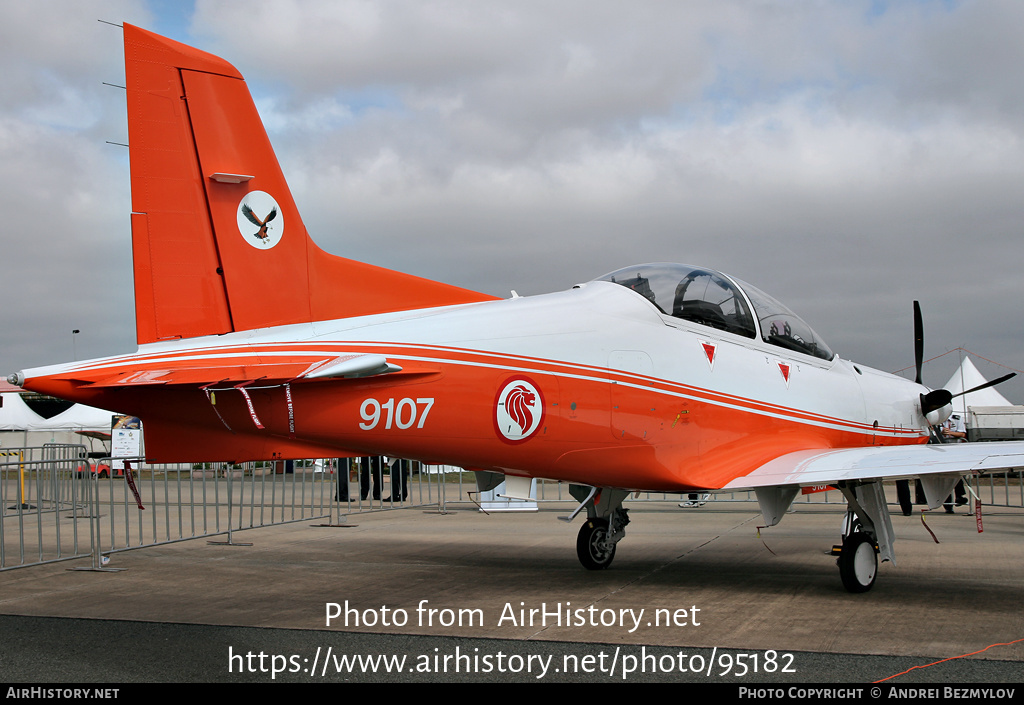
[59,342,919,439]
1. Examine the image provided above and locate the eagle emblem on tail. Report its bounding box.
[241,203,278,241]
[236,191,285,249]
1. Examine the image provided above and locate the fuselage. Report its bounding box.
[18,278,929,492]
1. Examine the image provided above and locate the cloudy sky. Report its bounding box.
[2,0,1022,400]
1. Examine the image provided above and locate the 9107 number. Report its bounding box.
[359,397,435,430]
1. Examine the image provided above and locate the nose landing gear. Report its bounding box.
[567,486,630,571]
[577,518,616,570]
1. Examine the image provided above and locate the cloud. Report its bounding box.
[3,0,1023,401]
[0,1,148,368]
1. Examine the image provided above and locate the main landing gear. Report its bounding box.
[566,486,630,571]
[832,482,893,593]
[836,530,878,593]
[755,482,891,593]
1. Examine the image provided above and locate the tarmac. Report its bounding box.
[1,495,1022,684]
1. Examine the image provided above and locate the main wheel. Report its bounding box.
[576,519,616,570]
[837,531,877,593]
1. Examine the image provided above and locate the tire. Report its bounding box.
[576,519,616,570]
[837,532,877,593]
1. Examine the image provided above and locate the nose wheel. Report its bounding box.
[577,518,616,570]
[837,531,878,593]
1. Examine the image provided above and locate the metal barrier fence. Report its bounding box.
[1,444,94,570]
[1,453,468,571]
[3,445,1021,572]
[971,469,1024,508]
[83,457,339,565]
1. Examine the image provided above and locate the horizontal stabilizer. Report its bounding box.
[87,354,402,387]
[304,354,402,379]
[88,363,315,387]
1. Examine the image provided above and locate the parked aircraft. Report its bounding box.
[11,25,1024,592]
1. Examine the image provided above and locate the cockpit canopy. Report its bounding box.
[596,263,834,361]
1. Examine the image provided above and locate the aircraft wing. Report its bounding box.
[723,441,1024,490]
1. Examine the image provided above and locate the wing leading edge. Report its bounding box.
[724,441,1024,490]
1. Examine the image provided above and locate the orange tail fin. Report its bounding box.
[124,24,495,345]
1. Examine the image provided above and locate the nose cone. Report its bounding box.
[925,402,953,427]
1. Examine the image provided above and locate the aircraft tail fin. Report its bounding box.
[124,24,495,345]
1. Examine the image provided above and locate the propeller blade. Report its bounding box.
[952,372,1017,399]
[920,373,1015,418]
[913,301,924,385]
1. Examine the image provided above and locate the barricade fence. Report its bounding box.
[2,446,1021,571]
[1,445,94,570]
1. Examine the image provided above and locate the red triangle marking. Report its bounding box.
[778,362,791,383]
[701,342,716,367]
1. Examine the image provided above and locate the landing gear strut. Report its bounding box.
[834,482,893,593]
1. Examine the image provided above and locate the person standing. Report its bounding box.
[940,413,969,512]
[360,456,384,501]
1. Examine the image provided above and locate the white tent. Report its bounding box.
[40,403,115,432]
[942,356,1013,416]
[0,391,47,431]
[1,385,115,450]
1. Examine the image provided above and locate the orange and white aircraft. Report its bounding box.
[10,25,1024,592]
